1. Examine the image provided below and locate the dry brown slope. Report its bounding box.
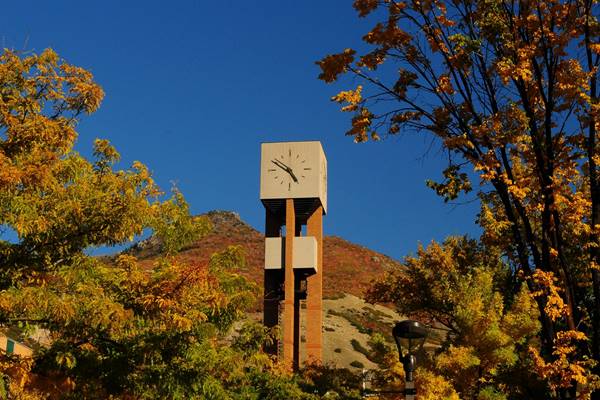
[129,211,404,369]
[132,210,400,300]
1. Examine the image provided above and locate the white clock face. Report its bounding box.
[266,147,313,192]
[260,141,327,213]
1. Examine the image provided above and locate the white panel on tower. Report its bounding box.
[293,236,318,272]
[264,236,318,273]
[264,237,283,269]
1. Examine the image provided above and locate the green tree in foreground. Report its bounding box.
[318,0,600,398]
[368,237,544,399]
[0,49,314,399]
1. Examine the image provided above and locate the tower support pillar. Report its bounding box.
[282,199,296,369]
[263,208,282,356]
[306,205,323,363]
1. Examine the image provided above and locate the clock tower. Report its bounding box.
[260,141,326,369]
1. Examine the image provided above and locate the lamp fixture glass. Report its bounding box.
[392,320,428,382]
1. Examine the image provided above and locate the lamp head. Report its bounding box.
[392,320,428,356]
[392,320,428,382]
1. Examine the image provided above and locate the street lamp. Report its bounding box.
[392,320,428,400]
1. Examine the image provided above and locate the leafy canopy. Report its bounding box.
[0,49,315,399]
[319,0,600,398]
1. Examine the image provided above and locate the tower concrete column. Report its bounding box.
[282,198,296,369]
[305,205,323,363]
[263,208,282,356]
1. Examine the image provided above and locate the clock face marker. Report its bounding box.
[268,169,276,172]
[288,182,291,190]
[304,168,311,170]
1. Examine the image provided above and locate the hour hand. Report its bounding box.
[287,169,299,183]
[271,159,298,183]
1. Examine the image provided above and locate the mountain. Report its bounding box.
[128,210,405,369]
[130,210,401,301]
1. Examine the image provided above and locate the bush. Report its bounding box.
[350,339,369,357]
[299,363,362,400]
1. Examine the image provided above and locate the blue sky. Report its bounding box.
[1,0,480,260]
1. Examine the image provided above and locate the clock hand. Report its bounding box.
[287,168,299,183]
[271,159,299,183]
[271,159,288,172]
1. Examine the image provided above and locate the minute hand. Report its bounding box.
[271,159,299,183]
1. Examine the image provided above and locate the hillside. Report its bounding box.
[130,210,401,300]
[128,210,405,369]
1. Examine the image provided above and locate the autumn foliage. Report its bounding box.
[319,0,600,398]
[0,49,316,399]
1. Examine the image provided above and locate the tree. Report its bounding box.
[318,0,600,398]
[0,49,315,399]
[299,363,363,400]
[368,237,544,398]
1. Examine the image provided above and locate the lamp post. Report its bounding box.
[392,320,428,400]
